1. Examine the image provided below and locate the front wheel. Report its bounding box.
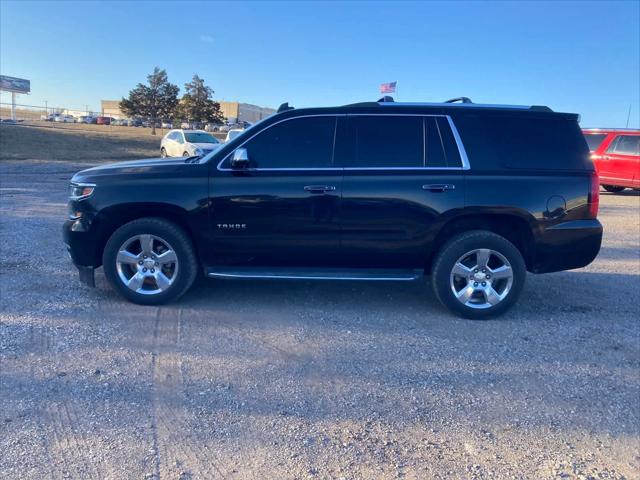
[182,151,189,157]
[103,218,198,305]
[431,230,526,319]
[602,185,625,193]
[160,147,167,158]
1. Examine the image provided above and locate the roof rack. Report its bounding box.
[277,102,294,113]
[444,97,473,104]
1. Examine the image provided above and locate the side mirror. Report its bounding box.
[231,148,250,169]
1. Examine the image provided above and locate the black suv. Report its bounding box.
[63,98,602,318]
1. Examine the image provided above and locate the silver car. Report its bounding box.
[160,129,221,158]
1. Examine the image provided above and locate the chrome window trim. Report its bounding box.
[216,113,471,172]
[446,116,471,170]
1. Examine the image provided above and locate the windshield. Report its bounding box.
[584,133,607,152]
[184,132,219,144]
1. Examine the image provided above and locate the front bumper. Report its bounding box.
[532,219,603,273]
[63,219,99,287]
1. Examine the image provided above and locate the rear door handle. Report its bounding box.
[422,184,455,192]
[304,185,336,194]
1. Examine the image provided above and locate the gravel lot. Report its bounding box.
[1,156,639,479]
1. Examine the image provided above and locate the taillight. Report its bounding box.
[589,172,599,218]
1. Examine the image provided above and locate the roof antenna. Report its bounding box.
[277,102,294,113]
[377,96,394,103]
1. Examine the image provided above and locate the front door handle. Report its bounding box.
[304,185,336,194]
[422,184,455,192]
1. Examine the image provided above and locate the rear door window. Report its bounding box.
[607,135,640,156]
[345,116,423,168]
[425,117,446,167]
[425,117,462,168]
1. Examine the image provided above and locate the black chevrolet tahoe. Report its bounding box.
[63,97,603,319]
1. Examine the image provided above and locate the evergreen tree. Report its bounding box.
[178,75,224,125]
[120,67,179,135]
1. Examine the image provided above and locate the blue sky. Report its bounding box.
[1,0,638,127]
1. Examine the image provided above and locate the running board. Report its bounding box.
[206,267,423,281]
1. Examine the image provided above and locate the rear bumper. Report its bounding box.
[532,219,603,273]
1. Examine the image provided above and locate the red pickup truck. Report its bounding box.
[583,129,640,192]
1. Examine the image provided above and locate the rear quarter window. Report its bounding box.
[454,114,591,171]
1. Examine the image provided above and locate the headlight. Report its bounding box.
[69,182,95,200]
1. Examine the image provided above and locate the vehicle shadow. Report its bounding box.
[600,189,639,197]
[181,269,637,321]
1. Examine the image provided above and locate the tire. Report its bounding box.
[602,185,625,193]
[160,148,167,158]
[431,230,526,320]
[103,218,198,305]
[183,151,189,157]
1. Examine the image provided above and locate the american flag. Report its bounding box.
[380,81,397,94]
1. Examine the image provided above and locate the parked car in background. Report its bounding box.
[180,121,205,130]
[205,123,223,132]
[76,116,94,124]
[583,128,640,192]
[128,119,143,127]
[225,128,244,142]
[54,114,75,123]
[160,129,221,158]
[96,116,112,125]
[229,121,252,129]
[161,121,173,129]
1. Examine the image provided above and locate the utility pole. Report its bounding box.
[626,104,632,128]
[44,100,48,115]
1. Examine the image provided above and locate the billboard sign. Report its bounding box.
[0,75,31,94]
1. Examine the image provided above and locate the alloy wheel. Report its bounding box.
[449,248,514,309]
[115,234,179,295]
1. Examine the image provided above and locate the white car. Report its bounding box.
[225,129,244,142]
[54,114,75,123]
[160,129,221,158]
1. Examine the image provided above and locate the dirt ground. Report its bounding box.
[0,125,639,479]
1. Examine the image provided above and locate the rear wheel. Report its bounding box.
[103,218,198,305]
[602,185,626,193]
[431,230,526,319]
[182,151,189,157]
